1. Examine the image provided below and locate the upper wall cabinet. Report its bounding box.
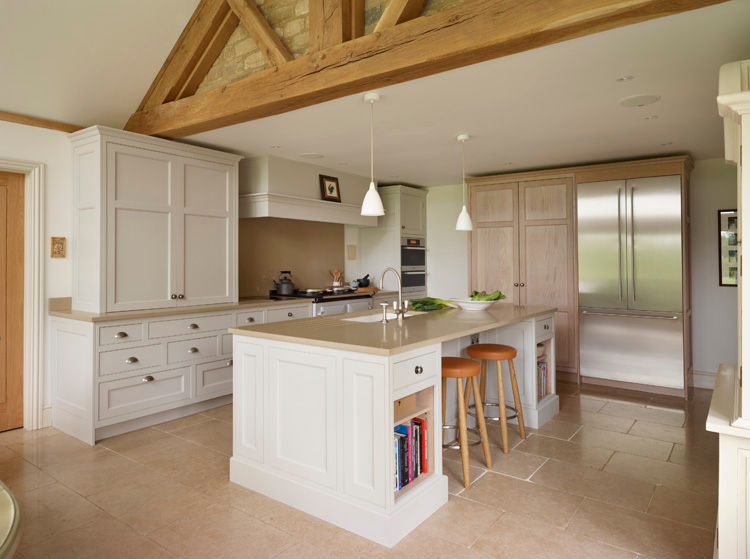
[71,126,242,313]
[399,189,427,237]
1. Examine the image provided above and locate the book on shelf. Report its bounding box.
[537,360,547,398]
[393,414,429,491]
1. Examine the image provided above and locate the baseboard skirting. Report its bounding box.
[41,405,52,428]
[691,370,717,390]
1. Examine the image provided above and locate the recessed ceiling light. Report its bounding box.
[643,115,659,120]
[300,153,324,159]
[616,75,635,82]
[660,141,673,146]
[620,94,661,108]
[270,145,281,149]
[338,162,348,166]
[501,162,513,166]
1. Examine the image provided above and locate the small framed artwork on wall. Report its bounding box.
[50,236,66,258]
[718,209,738,286]
[319,175,341,203]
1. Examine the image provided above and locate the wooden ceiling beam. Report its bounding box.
[350,0,365,39]
[310,0,351,51]
[137,0,237,111]
[0,110,83,134]
[374,0,425,31]
[226,0,293,66]
[125,0,727,138]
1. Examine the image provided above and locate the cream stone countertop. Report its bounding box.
[48,298,312,323]
[230,303,556,356]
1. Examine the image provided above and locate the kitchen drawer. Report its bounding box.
[196,358,233,399]
[266,305,310,323]
[536,316,554,342]
[99,344,162,377]
[98,323,143,346]
[221,333,232,354]
[237,310,264,326]
[149,314,234,339]
[98,366,190,421]
[392,352,437,391]
[167,335,218,364]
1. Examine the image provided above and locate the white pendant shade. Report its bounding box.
[455,205,473,231]
[361,181,385,216]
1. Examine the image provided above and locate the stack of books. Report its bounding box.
[537,360,548,398]
[393,415,428,491]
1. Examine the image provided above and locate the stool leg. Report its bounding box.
[479,360,487,402]
[495,360,510,453]
[471,375,492,469]
[463,378,472,415]
[455,378,471,489]
[507,358,527,439]
[441,377,447,446]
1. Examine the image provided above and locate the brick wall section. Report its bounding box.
[196,0,471,94]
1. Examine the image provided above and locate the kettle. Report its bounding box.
[272,271,296,296]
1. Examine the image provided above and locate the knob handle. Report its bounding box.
[188,323,199,330]
[520,283,525,287]
[188,347,199,354]
[287,312,293,317]
[226,360,233,366]
[171,294,177,300]
[513,282,519,287]
[246,317,255,323]
[177,294,185,300]
[125,357,139,364]
[414,365,423,375]
[114,331,128,339]
[142,375,155,383]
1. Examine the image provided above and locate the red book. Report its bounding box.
[413,416,428,473]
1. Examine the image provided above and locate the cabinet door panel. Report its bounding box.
[400,193,426,236]
[234,341,264,462]
[524,182,567,220]
[342,359,386,506]
[472,226,518,304]
[473,185,514,223]
[523,225,569,307]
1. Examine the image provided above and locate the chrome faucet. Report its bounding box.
[380,267,409,324]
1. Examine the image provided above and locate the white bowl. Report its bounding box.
[450,298,496,311]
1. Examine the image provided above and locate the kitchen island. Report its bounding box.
[229,303,558,547]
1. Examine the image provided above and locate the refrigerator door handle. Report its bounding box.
[581,310,678,320]
[630,187,636,301]
[617,187,623,301]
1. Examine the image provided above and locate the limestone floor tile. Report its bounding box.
[321,527,390,558]
[274,541,335,559]
[556,382,580,396]
[514,434,614,469]
[153,412,214,433]
[554,409,635,433]
[647,485,717,531]
[384,529,492,559]
[8,432,99,469]
[628,420,716,446]
[488,449,548,479]
[143,441,229,491]
[16,482,106,548]
[0,427,58,447]
[530,458,655,512]
[171,418,232,456]
[535,419,582,440]
[20,515,173,559]
[442,427,522,463]
[42,447,150,496]
[0,455,56,493]
[472,511,636,559]
[461,470,583,527]
[598,401,685,427]
[567,499,714,559]
[86,468,217,535]
[415,495,501,547]
[604,452,718,495]
[201,403,233,423]
[443,457,488,494]
[98,427,179,460]
[571,426,673,461]
[149,504,294,559]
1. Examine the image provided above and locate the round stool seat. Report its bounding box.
[466,343,517,361]
[441,357,480,378]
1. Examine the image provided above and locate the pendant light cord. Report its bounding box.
[369,101,375,183]
[461,139,467,206]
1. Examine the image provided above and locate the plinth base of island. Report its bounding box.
[230,457,448,547]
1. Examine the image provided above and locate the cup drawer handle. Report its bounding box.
[188,347,199,354]
[125,356,139,365]
[188,323,199,330]
[142,375,155,383]
[246,317,255,323]
[414,365,423,375]
[114,331,128,339]
[226,359,233,366]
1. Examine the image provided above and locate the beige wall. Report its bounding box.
[425,184,469,298]
[239,217,345,296]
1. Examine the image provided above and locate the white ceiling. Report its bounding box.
[0,0,200,128]
[184,0,750,186]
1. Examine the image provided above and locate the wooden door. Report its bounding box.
[469,182,519,304]
[400,191,426,237]
[518,177,577,372]
[0,171,24,431]
[106,144,178,311]
[177,158,235,306]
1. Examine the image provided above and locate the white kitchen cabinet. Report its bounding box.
[71,126,241,313]
[399,189,426,237]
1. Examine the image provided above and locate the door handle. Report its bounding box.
[170,294,177,300]
[226,360,233,366]
[246,317,255,323]
[414,366,424,375]
[631,188,636,301]
[513,282,518,287]
[581,310,678,320]
[617,186,623,301]
[287,312,293,317]
[177,294,185,300]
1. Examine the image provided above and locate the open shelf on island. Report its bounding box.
[393,386,435,502]
[536,338,553,401]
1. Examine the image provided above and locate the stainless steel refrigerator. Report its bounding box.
[577,175,685,390]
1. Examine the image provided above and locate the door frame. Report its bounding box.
[0,158,45,430]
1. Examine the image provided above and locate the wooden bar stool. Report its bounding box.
[466,344,526,454]
[441,357,492,489]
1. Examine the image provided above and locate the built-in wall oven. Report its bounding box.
[401,237,426,293]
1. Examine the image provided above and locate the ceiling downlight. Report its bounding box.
[620,94,661,108]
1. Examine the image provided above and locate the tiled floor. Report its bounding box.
[0,382,717,558]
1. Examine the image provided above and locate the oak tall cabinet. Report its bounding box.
[70,126,242,313]
[469,175,577,374]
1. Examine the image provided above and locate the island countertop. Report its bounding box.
[229,303,556,356]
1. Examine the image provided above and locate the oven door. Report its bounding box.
[401,270,426,292]
[401,245,426,269]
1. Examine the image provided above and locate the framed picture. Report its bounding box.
[50,236,66,258]
[319,175,341,203]
[718,209,738,287]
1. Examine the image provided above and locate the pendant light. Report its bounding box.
[361,92,385,216]
[456,134,473,231]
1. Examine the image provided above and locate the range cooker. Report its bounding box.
[269,288,373,317]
